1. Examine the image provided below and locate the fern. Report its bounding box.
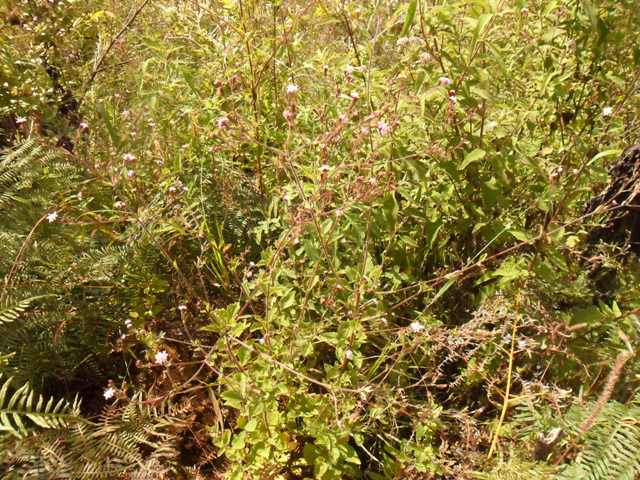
[0,298,35,326]
[1,395,186,479]
[512,392,640,480]
[556,394,640,480]
[0,374,79,439]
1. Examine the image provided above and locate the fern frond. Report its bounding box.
[556,394,640,480]
[0,375,79,438]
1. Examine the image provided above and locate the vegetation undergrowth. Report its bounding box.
[1,0,640,478]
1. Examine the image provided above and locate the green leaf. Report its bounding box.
[401,0,418,36]
[586,149,622,167]
[220,390,244,410]
[459,149,486,170]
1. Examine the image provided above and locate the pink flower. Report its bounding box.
[127,170,136,178]
[286,83,299,95]
[448,90,457,103]
[377,121,390,135]
[283,109,296,122]
[217,116,229,129]
[319,164,331,174]
[79,121,89,131]
[350,91,360,100]
[114,200,126,209]
[123,153,136,163]
[438,76,452,87]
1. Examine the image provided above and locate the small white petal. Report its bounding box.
[103,387,116,400]
[154,350,169,365]
[409,321,424,333]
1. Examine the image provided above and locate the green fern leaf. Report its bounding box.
[0,375,79,438]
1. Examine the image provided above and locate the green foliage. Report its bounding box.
[1,0,640,477]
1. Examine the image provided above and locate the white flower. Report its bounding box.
[154,350,169,365]
[123,153,136,163]
[15,116,27,125]
[345,349,354,360]
[127,170,136,178]
[350,91,360,100]
[283,109,295,122]
[124,319,132,329]
[258,337,265,345]
[339,113,349,124]
[602,106,613,117]
[114,200,126,209]
[419,52,433,64]
[448,91,457,103]
[286,83,299,95]
[46,211,58,223]
[377,121,390,136]
[319,164,331,173]
[438,76,452,86]
[178,304,187,312]
[103,387,116,400]
[79,121,89,131]
[409,321,424,333]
